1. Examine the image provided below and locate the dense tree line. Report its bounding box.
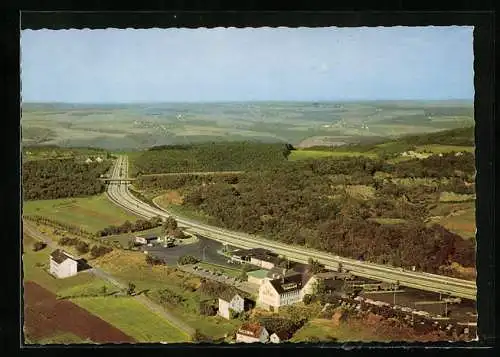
[387,153,475,179]
[25,215,94,238]
[22,158,111,200]
[132,142,293,175]
[135,173,241,191]
[177,154,476,272]
[96,216,162,237]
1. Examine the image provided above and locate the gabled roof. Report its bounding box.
[50,249,76,264]
[218,288,244,303]
[268,272,312,295]
[237,323,265,338]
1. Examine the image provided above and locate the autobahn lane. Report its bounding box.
[106,156,477,301]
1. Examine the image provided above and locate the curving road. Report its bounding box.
[106,156,477,301]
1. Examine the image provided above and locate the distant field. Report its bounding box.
[288,150,376,161]
[429,201,476,239]
[73,297,190,343]
[415,145,475,154]
[21,101,474,150]
[23,194,139,233]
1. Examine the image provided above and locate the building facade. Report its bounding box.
[49,249,78,279]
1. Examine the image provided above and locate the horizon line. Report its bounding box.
[22,98,474,105]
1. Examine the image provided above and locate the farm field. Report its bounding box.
[91,248,242,339]
[23,194,139,233]
[429,201,476,239]
[24,281,135,344]
[72,296,190,343]
[21,101,474,150]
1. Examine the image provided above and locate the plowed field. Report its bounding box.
[23,281,135,344]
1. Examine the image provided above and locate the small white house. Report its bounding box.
[85,158,93,164]
[218,291,245,319]
[95,156,103,163]
[236,323,269,343]
[49,249,78,279]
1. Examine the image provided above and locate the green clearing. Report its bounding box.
[197,262,243,278]
[290,318,386,343]
[415,144,475,154]
[345,185,376,200]
[288,150,376,161]
[429,201,476,239]
[56,278,119,299]
[439,192,476,203]
[72,296,190,343]
[23,194,139,233]
[368,218,408,225]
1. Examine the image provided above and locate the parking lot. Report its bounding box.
[140,235,234,267]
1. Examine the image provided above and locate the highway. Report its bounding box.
[106,156,477,301]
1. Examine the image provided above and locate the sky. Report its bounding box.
[21,26,474,103]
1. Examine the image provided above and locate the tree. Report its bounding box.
[100,285,108,294]
[149,216,163,227]
[307,258,324,274]
[127,282,136,296]
[32,241,47,252]
[303,294,313,305]
[178,255,200,265]
[239,270,248,281]
[314,279,327,295]
[163,217,178,234]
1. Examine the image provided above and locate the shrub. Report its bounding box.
[199,300,217,316]
[127,282,136,296]
[303,294,313,305]
[32,241,47,252]
[59,236,79,246]
[145,254,165,266]
[76,241,90,254]
[90,245,113,258]
[178,255,200,265]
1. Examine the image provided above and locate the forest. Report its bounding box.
[22,158,111,200]
[131,142,294,174]
[138,152,476,274]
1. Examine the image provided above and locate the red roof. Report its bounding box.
[237,323,264,338]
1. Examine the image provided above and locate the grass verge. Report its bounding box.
[72,296,190,343]
[23,194,140,233]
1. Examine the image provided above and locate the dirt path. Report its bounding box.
[22,220,195,338]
